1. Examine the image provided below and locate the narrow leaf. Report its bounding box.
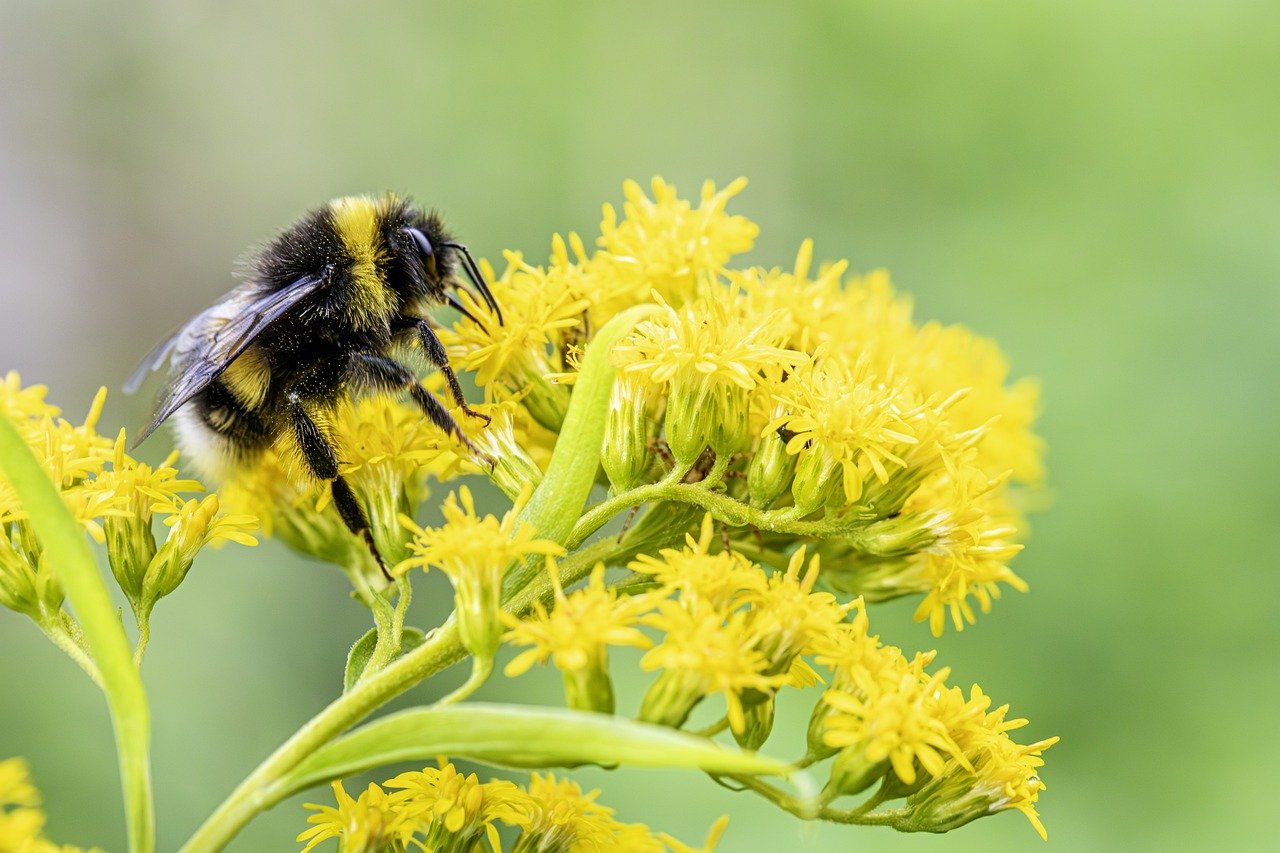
[272,703,792,805]
[344,627,427,693]
[0,413,154,853]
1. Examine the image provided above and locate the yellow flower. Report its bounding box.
[743,547,850,682]
[640,602,786,734]
[629,515,765,614]
[503,562,653,712]
[769,353,920,509]
[384,762,529,851]
[0,758,39,808]
[905,466,1028,636]
[598,177,758,307]
[143,494,258,605]
[398,486,564,659]
[444,252,587,428]
[901,699,1059,840]
[297,780,415,853]
[822,664,968,793]
[613,290,800,462]
[511,772,660,853]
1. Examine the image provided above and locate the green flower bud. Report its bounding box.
[562,661,616,714]
[639,669,706,729]
[733,695,776,751]
[103,514,156,603]
[790,450,838,514]
[664,378,710,467]
[748,429,797,509]
[822,745,888,803]
[0,536,39,616]
[602,377,656,492]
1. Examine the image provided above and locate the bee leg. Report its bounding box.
[399,317,492,425]
[349,352,494,466]
[287,392,390,579]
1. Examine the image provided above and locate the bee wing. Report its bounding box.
[132,274,326,447]
[123,302,225,395]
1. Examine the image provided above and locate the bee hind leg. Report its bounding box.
[397,316,491,425]
[287,391,391,580]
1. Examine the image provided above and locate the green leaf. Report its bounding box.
[0,413,154,853]
[344,626,427,693]
[271,703,794,806]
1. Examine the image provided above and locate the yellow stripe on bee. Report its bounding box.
[329,195,396,327]
[222,346,271,409]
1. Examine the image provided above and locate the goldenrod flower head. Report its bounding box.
[614,290,800,461]
[444,252,585,428]
[822,664,967,792]
[503,563,652,712]
[398,487,563,659]
[640,602,786,733]
[512,772,660,853]
[902,702,1058,840]
[298,780,415,853]
[0,372,59,427]
[744,547,850,681]
[384,762,528,851]
[770,353,919,509]
[598,177,757,307]
[904,322,1045,484]
[905,467,1028,636]
[143,494,257,606]
[460,400,547,500]
[629,515,765,613]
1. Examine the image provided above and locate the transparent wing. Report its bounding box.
[131,274,325,446]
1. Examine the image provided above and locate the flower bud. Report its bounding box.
[664,378,710,467]
[602,376,656,492]
[639,669,705,730]
[747,429,796,509]
[822,745,888,803]
[706,386,750,459]
[562,661,617,714]
[0,538,39,616]
[143,495,216,604]
[732,695,776,751]
[790,450,838,514]
[104,514,157,603]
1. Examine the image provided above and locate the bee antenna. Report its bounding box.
[443,242,504,326]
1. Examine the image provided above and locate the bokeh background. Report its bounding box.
[2,2,1277,850]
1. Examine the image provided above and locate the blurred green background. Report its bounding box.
[2,1,1277,850]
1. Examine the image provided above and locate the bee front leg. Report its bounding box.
[286,390,390,579]
[349,352,492,465]
[395,316,491,424]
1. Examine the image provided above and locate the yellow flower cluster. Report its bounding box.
[299,760,721,853]
[499,513,1054,839]
[0,373,255,631]
[0,757,100,852]
[436,179,1042,635]
[812,602,1058,838]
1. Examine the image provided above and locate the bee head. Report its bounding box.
[397,211,503,326]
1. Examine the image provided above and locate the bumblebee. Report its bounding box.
[126,194,501,570]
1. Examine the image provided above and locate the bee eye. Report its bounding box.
[401,227,438,275]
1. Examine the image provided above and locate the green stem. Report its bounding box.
[732,773,911,826]
[435,655,493,706]
[0,414,154,853]
[184,532,636,852]
[39,612,104,687]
